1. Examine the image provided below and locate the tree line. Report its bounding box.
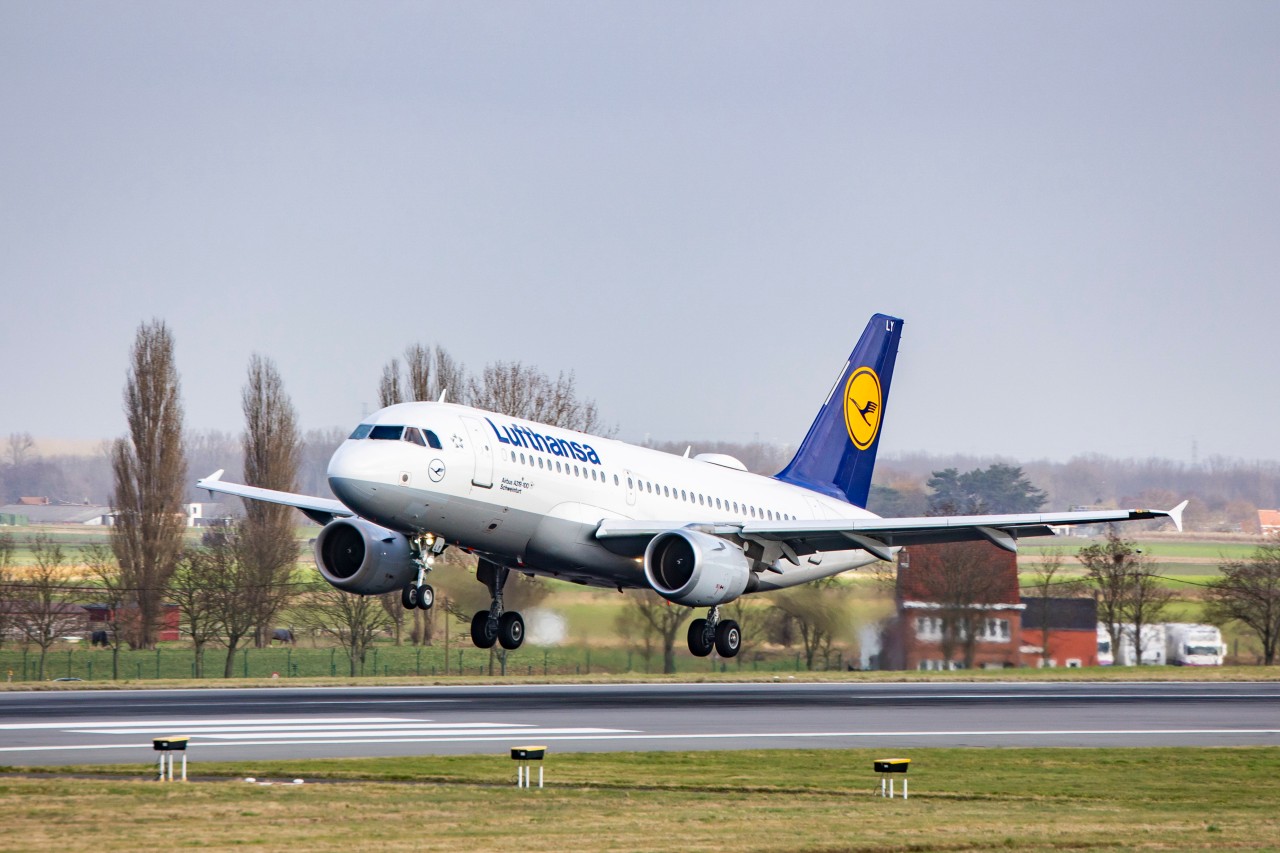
[3,321,1280,679]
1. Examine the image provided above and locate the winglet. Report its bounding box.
[205,469,224,483]
[1167,500,1188,533]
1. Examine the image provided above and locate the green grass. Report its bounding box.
[1019,538,1259,561]
[2,747,1277,851]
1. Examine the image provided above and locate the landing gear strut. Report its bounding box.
[470,559,525,651]
[401,533,445,611]
[687,606,741,658]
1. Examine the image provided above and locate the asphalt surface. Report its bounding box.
[1,681,1277,766]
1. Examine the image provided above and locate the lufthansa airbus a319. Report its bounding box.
[199,314,1185,658]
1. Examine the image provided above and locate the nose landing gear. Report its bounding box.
[402,533,445,611]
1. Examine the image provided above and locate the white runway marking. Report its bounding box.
[0,716,412,731]
[0,715,636,754]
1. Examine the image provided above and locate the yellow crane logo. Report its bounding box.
[843,366,882,450]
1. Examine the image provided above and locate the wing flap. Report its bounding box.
[594,504,1182,558]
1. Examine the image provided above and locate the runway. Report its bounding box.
[1,681,1278,766]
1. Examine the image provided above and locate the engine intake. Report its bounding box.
[643,529,750,607]
[314,518,416,595]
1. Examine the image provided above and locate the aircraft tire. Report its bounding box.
[401,585,418,610]
[687,618,713,657]
[417,584,435,610]
[471,611,497,649]
[498,611,525,650]
[714,620,742,658]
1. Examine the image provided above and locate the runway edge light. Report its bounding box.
[874,757,910,799]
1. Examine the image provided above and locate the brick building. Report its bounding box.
[83,603,181,643]
[881,541,1025,670]
[1020,596,1099,668]
[1259,510,1280,538]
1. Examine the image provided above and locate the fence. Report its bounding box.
[0,643,844,682]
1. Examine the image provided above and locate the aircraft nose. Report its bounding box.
[327,441,378,506]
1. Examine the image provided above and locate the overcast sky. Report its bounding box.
[2,2,1277,465]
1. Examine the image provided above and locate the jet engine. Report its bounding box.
[643,529,751,607]
[314,518,416,595]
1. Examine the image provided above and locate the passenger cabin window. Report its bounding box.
[369,425,404,441]
[423,430,443,449]
[349,424,373,440]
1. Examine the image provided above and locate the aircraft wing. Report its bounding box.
[196,470,353,525]
[595,502,1187,562]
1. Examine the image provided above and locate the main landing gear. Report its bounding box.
[401,533,445,611]
[470,559,525,651]
[687,606,741,658]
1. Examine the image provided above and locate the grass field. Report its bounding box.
[2,747,1277,851]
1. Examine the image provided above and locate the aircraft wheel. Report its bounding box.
[687,618,713,657]
[401,584,418,610]
[470,611,497,649]
[714,620,742,658]
[417,584,435,610]
[498,611,525,650]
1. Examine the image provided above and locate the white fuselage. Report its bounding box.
[326,401,880,590]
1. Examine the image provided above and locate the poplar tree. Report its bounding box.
[110,320,187,649]
[239,354,301,647]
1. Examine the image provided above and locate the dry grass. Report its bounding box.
[3,747,1277,852]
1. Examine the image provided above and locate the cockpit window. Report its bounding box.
[423,430,443,449]
[349,424,373,440]
[369,425,404,441]
[403,427,427,447]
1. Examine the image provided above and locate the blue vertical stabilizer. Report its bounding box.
[774,314,903,507]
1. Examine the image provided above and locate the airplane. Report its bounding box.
[198,314,1185,658]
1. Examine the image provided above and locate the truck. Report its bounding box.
[1116,623,1167,666]
[1165,623,1226,666]
[1096,625,1114,666]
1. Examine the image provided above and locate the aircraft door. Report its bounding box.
[623,470,637,507]
[461,416,494,488]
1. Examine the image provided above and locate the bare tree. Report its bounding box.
[1078,528,1173,665]
[296,585,391,676]
[468,362,606,433]
[378,358,403,408]
[1207,543,1280,665]
[620,589,692,674]
[379,592,407,646]
[902,542,1009,669]
[82,544,128,680]
[5,433,35,469]
[614,601,657,672]
[0,532,14,648]
[240,354,301,647]
[380,343,463,407]
[110,320,187,649]
[1022,549,1086,667]
[168,546,225,679]
[769,578,849,670]
[723,596,768,664]
[403,344,432,401]
[432,348,467,404]
[13,534,79,680]
[201,524,261,678]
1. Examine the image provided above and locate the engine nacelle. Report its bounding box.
[643,529,751,607]
[314,518,416,595]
